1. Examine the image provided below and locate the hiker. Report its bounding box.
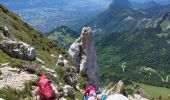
[37,75,56,100]
[83,82,97,100]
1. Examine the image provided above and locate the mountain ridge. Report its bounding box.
[88,0,170,34]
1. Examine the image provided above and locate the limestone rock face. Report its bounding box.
[69,27,100,89]
[0,39,36,61]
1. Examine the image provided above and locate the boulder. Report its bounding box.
[2,26,10,37]
[106,81,124,95]
[68,27,100,89]
[57,54,68,67]
[63,85,75,98]
[113,81,124,94]
[64,74,77,88]
[0,39,36,61]
[23,64,36,74]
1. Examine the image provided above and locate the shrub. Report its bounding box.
[121,87,134,96]
[77,76,87,89]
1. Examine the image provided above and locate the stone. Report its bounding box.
[68,27,100,89]
[23,64,36,74]
[0,39,36,61]
[2,26,10,37]
[63,85,75,98]
[57,54,68,67]
[64,75,76,88]
[106,81,124,95]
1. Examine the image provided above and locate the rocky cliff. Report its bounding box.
[69,27,100,89]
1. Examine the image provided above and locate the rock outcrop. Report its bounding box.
[57,54,68,67]
[69,27,100,89]
[63,85,75,98]
[0,39,36,61]
[103,80,124,96]
[2,26,10,37]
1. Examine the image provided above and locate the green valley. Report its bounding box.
[47,26,79,50]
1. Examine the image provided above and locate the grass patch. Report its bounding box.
[54,66,71,84]
[0,82,33,100]
[140,84,170,98]
[75,90,83,100]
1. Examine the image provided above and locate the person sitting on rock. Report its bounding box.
[83,82,97,100]
[37,75,62,100]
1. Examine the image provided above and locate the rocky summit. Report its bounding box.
[69,27,100,89]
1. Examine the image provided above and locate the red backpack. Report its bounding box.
[38,75,55,100]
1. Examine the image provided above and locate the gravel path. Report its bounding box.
[0,66,36,90]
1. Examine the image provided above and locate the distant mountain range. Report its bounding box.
[132,1,161,9]
[1,0,170,34]
[88,0,170,34]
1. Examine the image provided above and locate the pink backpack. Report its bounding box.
[38,75,55,100]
